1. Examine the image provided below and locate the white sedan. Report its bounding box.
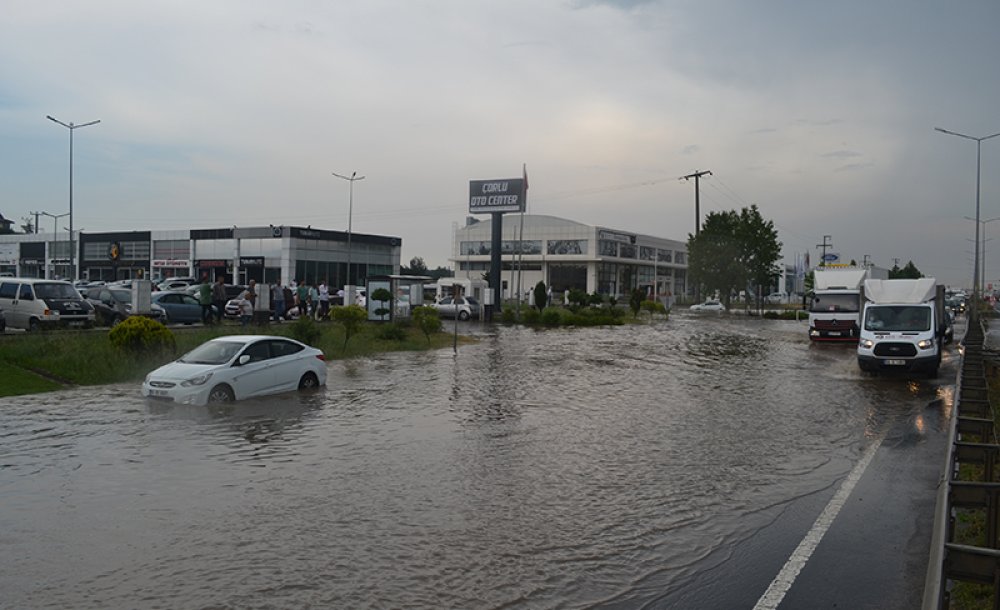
[142,335,327,405]
[690,299,726,312]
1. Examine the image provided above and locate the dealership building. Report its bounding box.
[0,225,401,287]
[450,214,689,300]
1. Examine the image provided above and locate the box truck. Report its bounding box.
[856,278,947,376]
[808,267,887,342]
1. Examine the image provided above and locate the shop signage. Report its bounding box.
[152,259,191,268]
[196,259,228,268]
[598,230,636,244]
[49,258,71,265]
[239,257,264,266]
[469,178,526,214]
[21,258,41,266]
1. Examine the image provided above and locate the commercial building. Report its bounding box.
[0,225,401,287]
[450,214,688,300]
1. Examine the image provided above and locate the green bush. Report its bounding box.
[541,308,561,327]
[568,288,589,308]
[108,316,175,354]
[523,308,541,324]
[289,315,322,346]
[375,322,408,341]
[412,305,442,343]
[641,300,667,316]
[533,281,548,312]
[501,306,517,324]
[331,304,369,349]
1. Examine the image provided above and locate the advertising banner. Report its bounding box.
[469,178,526,214]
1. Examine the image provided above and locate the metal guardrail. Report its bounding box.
[924,317,1000,609]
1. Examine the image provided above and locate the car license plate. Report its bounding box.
[149,389,168,397]
[884,359,906,366]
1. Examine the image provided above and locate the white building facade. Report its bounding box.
[451,214,689,301]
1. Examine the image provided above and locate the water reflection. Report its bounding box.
[0,315,956,609]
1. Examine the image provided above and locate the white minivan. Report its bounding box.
[0,278,96,331]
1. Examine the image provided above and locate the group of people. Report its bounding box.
[196,274,364,326]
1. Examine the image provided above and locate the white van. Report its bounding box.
[0,278,96,331]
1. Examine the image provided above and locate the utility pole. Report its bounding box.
[862,254,871,268]
[30,211,42,235]
[816,235,833,266]
[681,170,712,236]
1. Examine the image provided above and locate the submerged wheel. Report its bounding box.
[458,310,470,321]
[208,384,235,403]
[298,372,319,390]
[28,318,41,332]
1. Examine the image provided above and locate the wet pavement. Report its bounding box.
[0,314,958,609]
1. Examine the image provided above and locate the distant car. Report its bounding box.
[185,283,246,301]
[765,292,787,304]
[157,277,197,291]
[151,291,215,324]
[83,286,166,326]
[690,299,726,312]
[431,296,480,320]
[944,310,954,344]
[142,335,327,405]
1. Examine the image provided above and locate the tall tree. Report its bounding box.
[686,205,782,308]
[889,261,923,279]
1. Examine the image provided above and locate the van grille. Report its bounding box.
[873,342,918,357]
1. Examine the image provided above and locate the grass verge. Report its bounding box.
[0,319,472,398]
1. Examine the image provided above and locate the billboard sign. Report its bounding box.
[469,178,526,214]
[821,252,840,262]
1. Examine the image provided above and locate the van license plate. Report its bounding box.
[884,359,906,366]
[828,331,841,336]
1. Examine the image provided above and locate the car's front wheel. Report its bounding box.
[458,310,470,321]
[298,372,319,390]
[208,384,235,403]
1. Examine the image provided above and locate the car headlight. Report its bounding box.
[917,339,934,350]
[860,339,874,349]
[181,372,213,387]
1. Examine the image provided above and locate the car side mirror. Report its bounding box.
[238,354,251,366]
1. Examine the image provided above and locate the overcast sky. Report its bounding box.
[2,0,999,287]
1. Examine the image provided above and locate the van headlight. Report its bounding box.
[860,339,874,349]
[181,372,213,387]
[918,339,934,350]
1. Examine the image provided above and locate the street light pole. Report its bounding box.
[40,211,69,279]
[936,127,1000,304]
[47,115,101,282]
[332,170,365,291]
[965,216,1000,295]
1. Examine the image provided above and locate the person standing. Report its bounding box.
[211,275,227,324]
[198,275,213,324]
[318,279,330,320]
[237,288,254,327]
[296,281,309,318]
[271,282,285,322]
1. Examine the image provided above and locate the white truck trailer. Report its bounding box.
[808,267,887,342]
[856,278,947,376]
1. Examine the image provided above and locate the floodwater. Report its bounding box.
[0,314,954,609]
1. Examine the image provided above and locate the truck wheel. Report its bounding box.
[28,318,41,333]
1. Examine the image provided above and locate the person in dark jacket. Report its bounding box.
[211,276,227,323]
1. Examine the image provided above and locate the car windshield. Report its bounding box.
[33,283,80,299]
[111,289,132,303]
[810,293,859,313]
[864,305,931,332]
[178,340,245,365]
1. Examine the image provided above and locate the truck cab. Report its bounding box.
[856,279,946,376]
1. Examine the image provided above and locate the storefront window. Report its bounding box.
[658,249,672,263]
[547,240,587,255]
[598,240,618,257]
[619,244,636,259]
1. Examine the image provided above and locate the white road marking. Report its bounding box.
[753,435,885,610]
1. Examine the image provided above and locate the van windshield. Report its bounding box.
[810,293,859,313]
[33,283,80,300]
[864,305,931,332]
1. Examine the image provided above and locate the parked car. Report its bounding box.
[157,277,197,291]
[0,278,96,331]
[142,335,327,405]
[765,292,787,304]
[431,296,480,320]
[184,283,246,301]
[151,291,216,324]
[0,304,6,332]
[690,299,726,312]
[83,286,166,326]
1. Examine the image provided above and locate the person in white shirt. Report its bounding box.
[318,279,330,319]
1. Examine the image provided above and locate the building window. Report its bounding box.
[640,246,656,261]
[598,240,618,257]
[658,249,672,263]
[674,251,685,265]
[461,241,492,255]
[547,240,587,255]
[619,244,636,259]
[153,239,190,260]
[122,241,150,260]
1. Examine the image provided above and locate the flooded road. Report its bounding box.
[0,314,955,609]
